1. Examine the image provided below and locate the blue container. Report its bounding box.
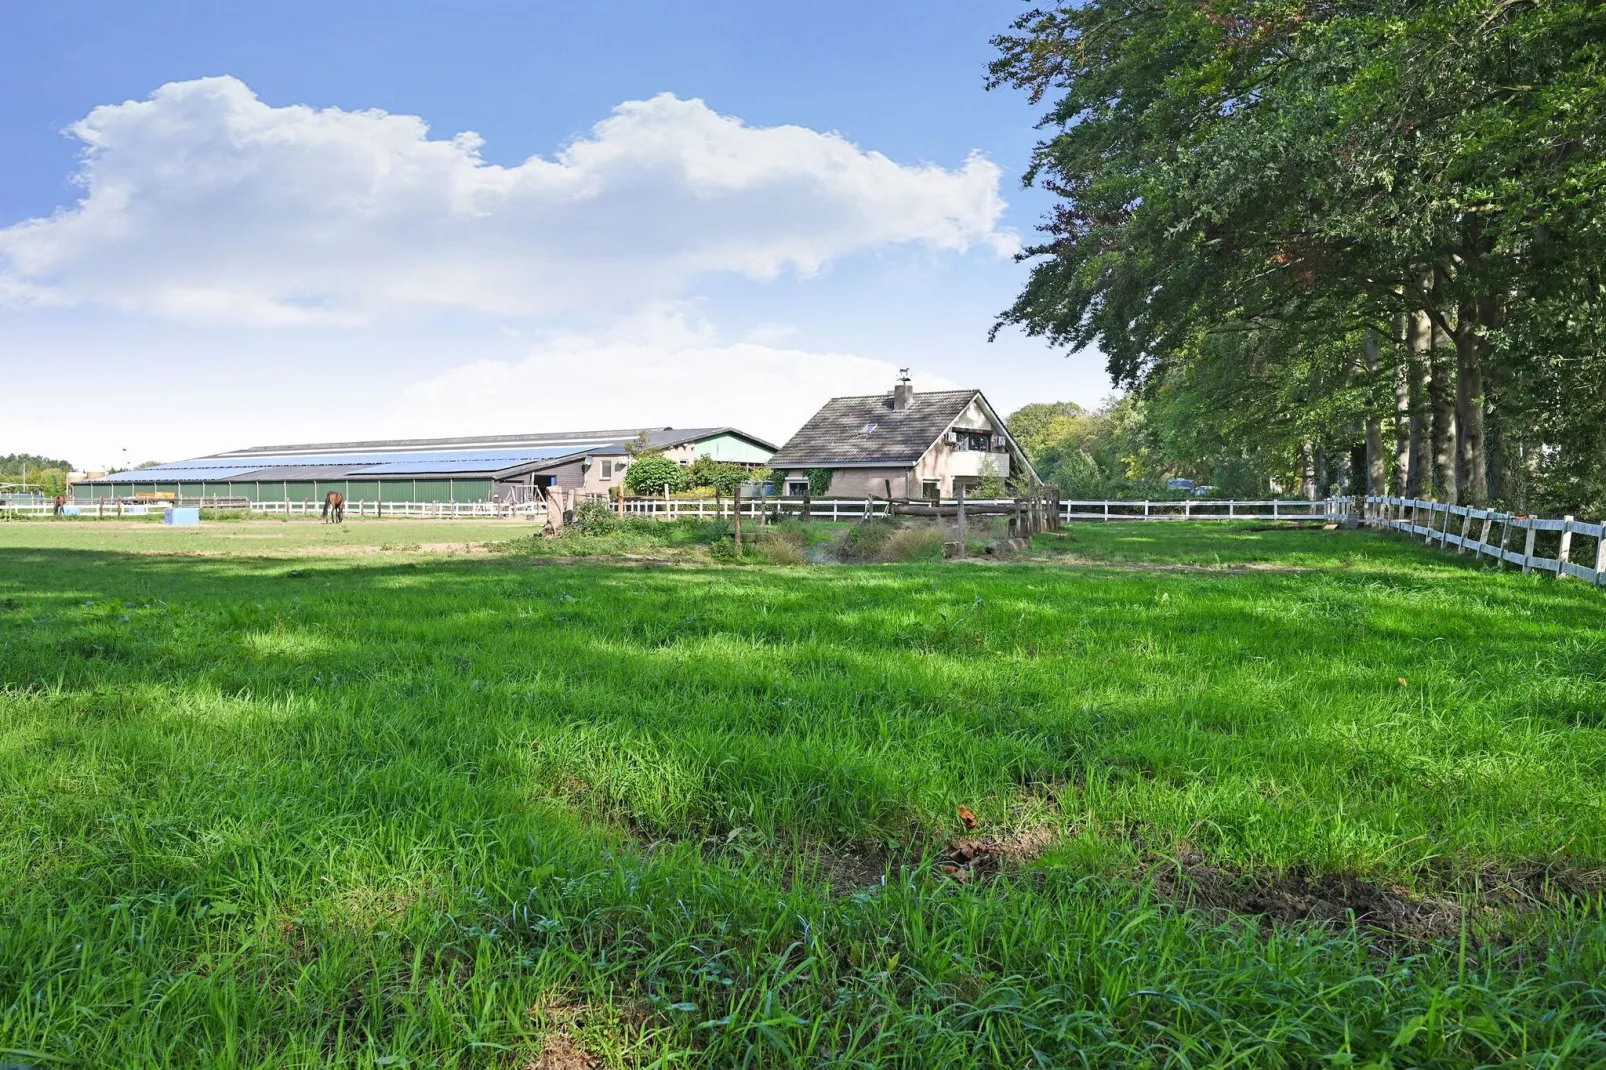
[164,507,201,526]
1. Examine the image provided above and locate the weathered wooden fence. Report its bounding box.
[1364,496,1606,586]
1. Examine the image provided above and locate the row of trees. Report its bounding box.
[990,0,1606,515]
[0,453,73,498]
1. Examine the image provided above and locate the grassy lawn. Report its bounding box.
[2,520,1604,1066]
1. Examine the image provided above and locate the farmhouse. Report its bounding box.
[768,375,1035,499]
[71,426,776,505]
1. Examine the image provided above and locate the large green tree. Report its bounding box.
[991,0,1606,513]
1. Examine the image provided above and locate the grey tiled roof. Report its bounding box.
[768,390,981,468]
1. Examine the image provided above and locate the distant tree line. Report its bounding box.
[0,453,74,497]
[991,0,1606,515]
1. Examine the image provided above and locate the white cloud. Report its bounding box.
[0,77,1013,325]
[390,304,958,444]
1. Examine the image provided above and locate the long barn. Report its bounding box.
[71,426,776,505]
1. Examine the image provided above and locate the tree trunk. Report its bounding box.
[1453,317,1487,507]
[1406,309,1432,496]
[1428,319,1457,503]
[1363,330,1386,496]
[1393,314,1411,494]
[1300,441,1317,501]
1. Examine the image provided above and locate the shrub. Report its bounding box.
[837,517,901,561]
[756,530,807,565]
[707,538,739,562]
[876,526,947,563]
[624,456,687,495]
[568,498,621,535]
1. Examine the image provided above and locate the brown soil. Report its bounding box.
[934,827,1059,883]
[1149,850,1463,944]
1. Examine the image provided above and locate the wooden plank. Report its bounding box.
[1558,517,1576,580]
[1522,519,1538,573]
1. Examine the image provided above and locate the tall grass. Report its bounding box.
[1,523,1604,1065]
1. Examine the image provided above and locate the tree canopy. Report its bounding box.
[991,0,1606,514]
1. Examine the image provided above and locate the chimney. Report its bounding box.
[892,368,914,410]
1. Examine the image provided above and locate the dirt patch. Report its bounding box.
[523,997,599,1070]
[935,827,1059,884]
[1150,850,1463,944]
[1031,558,1313,574]
[795,843,893,896]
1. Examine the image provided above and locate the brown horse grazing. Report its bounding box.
[321,490,345,524]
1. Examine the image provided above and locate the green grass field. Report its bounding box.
[2,518,1604,1067]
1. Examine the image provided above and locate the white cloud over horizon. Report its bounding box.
[0,76,1014,326]
[391,304,958,446]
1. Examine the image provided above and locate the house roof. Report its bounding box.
[768,389,985,468]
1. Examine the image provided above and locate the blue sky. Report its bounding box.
[0,1,1109,470]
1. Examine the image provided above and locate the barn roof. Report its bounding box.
[80,426,777,484]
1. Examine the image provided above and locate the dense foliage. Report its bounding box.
[991,0,1606,515]
[0,453,73,497]
[622,455,687,496]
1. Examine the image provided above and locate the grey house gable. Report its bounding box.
[769,388,1037,482]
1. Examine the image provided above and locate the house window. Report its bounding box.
[954,429,991,452]
[786,480,810,496]
[600,461,613,480]
[922,479,940,502]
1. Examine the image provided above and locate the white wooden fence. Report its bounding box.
[12,498,545,520]
[619,496,1352,522]
[1364,496,1606,586]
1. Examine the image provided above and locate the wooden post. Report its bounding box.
[1457,508,1472,554]
[955,483,966,556]
[1558,517,1575,578]
[1594,523,1606,586]
[1478,512,1493,558]
[1522,518,1537,573]
[733,483,742,552]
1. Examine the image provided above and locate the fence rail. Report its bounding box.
[618,496,1352,522]
[1364,496,1605,586]
[11,498,546,520]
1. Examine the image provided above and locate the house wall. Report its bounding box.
[74,477,495,503]
[911,398,1012,497]
[777,467,917,498]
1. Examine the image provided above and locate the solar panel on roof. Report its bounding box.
[92,443,602,482]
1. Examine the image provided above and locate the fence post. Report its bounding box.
[1457,509,1472,554]
[1522,518,1537,573]
[1558,517,1575,579]
[1594,522,1606,586]
[955,483,966,557]
[1478,512,1493,558]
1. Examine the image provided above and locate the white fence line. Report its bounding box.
[618,496,1352,522]
[9,498,545,520]
[1364,496,1605,586]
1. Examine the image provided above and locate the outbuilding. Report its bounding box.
[72,426,776,505]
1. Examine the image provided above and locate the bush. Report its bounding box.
[568,498,621,535]
[837,517,901,561]
[756,530,807,565]
[707,538,739,562]
[624,456,687,495]
[876,526,947,563]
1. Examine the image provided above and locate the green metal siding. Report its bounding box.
[692,433,774,464]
